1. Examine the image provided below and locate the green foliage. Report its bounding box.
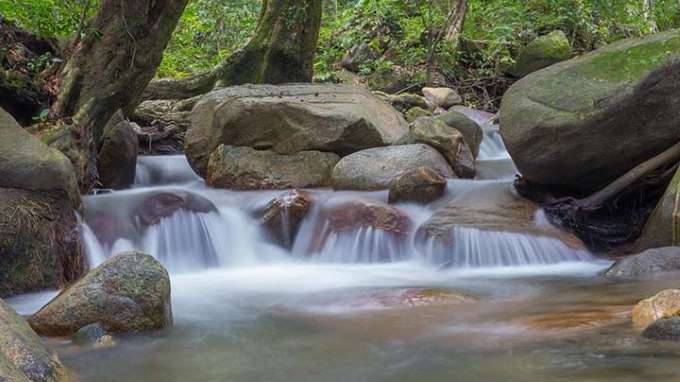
[0,0,97,37]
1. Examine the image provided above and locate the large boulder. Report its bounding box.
[0,108,79,206]
[0,299,70,382]
[28,252,172,336]
[187,84,408,177]
[632,289,680,329]
[388,167,447,205]
[400,117,475,178]
[332,144,454,191]
[0,188,84,297]
[257,190,313,248]
[635,167,680,251]
[415,185,587,265]
[605,247,680,278]
[207,145,340,190]
[97,110,138,190]
[507,30,571,78]
[499,30,680,193]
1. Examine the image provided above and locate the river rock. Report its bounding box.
[0,299,70,382]
[499,30,680,193]
[0,188,84,297]
[0,108,79,206]
[605,247,680,278]
[388,167,447,205]
[28,252,172,336]
[400,118,475,178]
[404,106,432,123]
[187,84,408,176]
[96,110,138,190]
[507,30,571,78]
[258,190,313,248]
[422,87,462,108]
[635,167,680,251]
[435,110,483,158]
[384,93,431,113]
[134,190,216,226]
[357,288,476,308]
[632,289,680,329]
[641,317,680,341]
[332,144,454,191]
[207,145,340,190]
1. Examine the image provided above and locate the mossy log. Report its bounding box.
[142,0,323,101]
[50,0,189,192]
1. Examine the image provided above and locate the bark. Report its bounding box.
[444,0,467,46]
[50,0,189,192]
[142,0,323,101]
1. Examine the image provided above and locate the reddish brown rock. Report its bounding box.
[388,167,447,204]
[259,190,313,248]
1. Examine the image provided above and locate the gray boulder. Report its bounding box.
[642,317,680,342]
[605,247,680,278]
[0,299,70,382]
[97,110,138,190]
[187,84,408,177]
[500,30,680,193]
[29,252,172,336]
[332,144,454,191]
[207,145,340,190]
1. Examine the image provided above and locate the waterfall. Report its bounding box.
[80,123,595,271]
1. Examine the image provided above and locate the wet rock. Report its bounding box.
[605,247,680,278]
[632,289,680,329]
[635,167,680,251]
[332,144,454,191]
[187,84,408,176]
[422,87,462,108]
[388,167,447,205]
[404,106,432,123]
[29,252,172,336]
[208,145,340,190]
[400,117,475,178]
[0,188,85,297]
[499,30,680,193]
[134,190,217,226]
[0,108,79,206]
[507,30,571,78]
[641,317,680,341]
[258,190,313,248]
[0,299,70,382]
[522,307,629,332]
[322,199,412,236]
[96,110,138,190]
[72,322,115,347]
[367,66,412,94]
[340,43,379,72]
[435,110,483,158]
[358,288,476,308]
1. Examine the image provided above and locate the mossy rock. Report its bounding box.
[435,111,483,158]
[0,188,85,297]
[367,66,412,94]
[28,252,172,336]
[500,30,680,193]
[404,106,432,123]
[507,30,572,78]
[0,299,70,382]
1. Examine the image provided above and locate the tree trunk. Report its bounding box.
[444,0,467,47]
[142,0,323,101]
[50,0,189,192]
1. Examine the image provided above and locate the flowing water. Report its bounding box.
[7,118,680,382]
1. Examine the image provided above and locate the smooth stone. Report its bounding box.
[605,247,680,278]
[388,167,447,205]
[632,289,680,329]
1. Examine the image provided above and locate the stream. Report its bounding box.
[7,119,680,382]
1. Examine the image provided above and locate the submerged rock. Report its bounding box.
[332,144,454,191]
[207,145,340,190]
[358,288,476,309]
[258,190,313,248]
[388,167,447,205]
[0,188,84,297]
[29,252,172,336]
[605,247,680,278]
[401,117,475,178]
[422,87,462,109]
[96,110,138,190]
[635,167,680,251]
[0,299,70,382]
[641,317,680,341]
[632,289,680,329]
[507,30,571,78]
[187,84,408,176]
[500,30,680,193]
